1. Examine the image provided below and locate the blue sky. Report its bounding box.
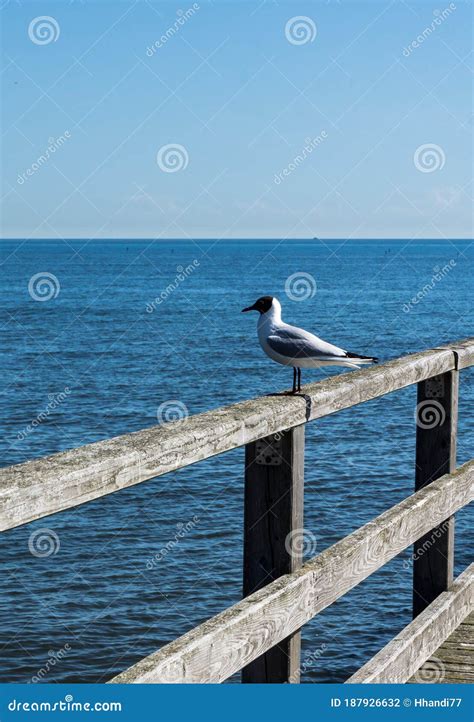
[1,0,472,239]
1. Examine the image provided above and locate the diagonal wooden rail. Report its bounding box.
[108,462,474,683]
[1,338,473,683]
[1,339,472,534]
[346,564,474,684]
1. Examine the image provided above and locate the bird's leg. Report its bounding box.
[292,367,297,394]
[297,367,301,392]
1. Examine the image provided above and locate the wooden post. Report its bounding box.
[242,425,305,683]
[413,370,458,617]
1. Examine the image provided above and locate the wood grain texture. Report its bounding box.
[450,339,474,370]
[408,611,474,684]
[413,370,458,616]
[109,460,474,684]
[346,564,473,683]
[435,339,474,370]
[242,426,304,683]
[1,344,466,532]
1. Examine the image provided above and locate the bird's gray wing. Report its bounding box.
[267,328,346,360]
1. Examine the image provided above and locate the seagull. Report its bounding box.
[242,296,378,393]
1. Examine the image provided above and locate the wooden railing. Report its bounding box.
[1,339,473,684]
[346,563,473,684]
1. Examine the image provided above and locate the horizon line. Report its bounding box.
[1,236,473,242]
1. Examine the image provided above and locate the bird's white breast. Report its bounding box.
[257,312,295,367]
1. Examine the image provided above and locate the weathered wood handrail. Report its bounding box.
[346,564,474,684]
[109,461,474,683]
[1,339,473,533]
[1,338,473,684]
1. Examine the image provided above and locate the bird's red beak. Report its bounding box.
[241,304,256,313]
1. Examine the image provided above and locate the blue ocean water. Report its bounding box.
[0,238,472,684]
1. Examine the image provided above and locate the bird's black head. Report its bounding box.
[241,296,274,314]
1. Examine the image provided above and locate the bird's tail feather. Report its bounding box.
[345,352,378,364]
